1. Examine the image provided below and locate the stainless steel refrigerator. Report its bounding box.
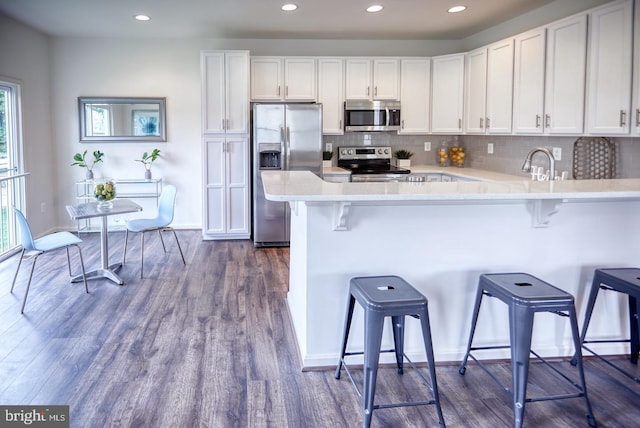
[252,103,322,247]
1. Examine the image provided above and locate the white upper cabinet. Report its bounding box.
[485,38,514,134]
[284,58,317,101]
[317,58,345,134]
[512,28,546,134]
[251,57,316,101]
[544,14,588,134]
[633,0,640,136]
[431,53,465,134]
[201,51,249,135]
[399,58,431,134]
[345,58,399,100]
[372,59,400,100]
[585,0,633,135]
[464,39,514,134]
[464,48,487,133]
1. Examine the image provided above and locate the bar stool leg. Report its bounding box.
[459,284,485,374]
[418,308,446,427]
[568,305,597,427]
[392,315,405,374]
[510,304,534,428]
[629,295,639,364]
[335,295,356,379]
[571,276,602,366]
[363,310,384,428]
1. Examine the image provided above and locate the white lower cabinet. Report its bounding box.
[203,137,250,239]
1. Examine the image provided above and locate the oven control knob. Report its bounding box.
[340,149,347,155]
[384,149,390,154]
[347,149,354,155]
[377,148,383,154]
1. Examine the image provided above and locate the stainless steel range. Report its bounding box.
[337,146,411,182]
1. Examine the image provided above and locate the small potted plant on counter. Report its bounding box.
[393,149,414,168]
[322,151,334,168]
[72,149,104,180]
[136,148,161,179]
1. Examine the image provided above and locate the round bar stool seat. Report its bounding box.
[459,273,596,428]
[335,275,446,428]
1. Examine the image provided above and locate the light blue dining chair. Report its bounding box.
[11,208,88,313]
[121,185,185,278]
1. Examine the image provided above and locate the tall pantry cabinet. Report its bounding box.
[201,51,251,240]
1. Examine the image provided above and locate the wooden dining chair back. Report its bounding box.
[121,185,185,278]
[11,208,88,313]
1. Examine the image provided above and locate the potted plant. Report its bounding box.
[72,150,104,180]
[322,151,334,168]
[136,148,161,179]
[393,149,414,168]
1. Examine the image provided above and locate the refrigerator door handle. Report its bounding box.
[284,126,291,170]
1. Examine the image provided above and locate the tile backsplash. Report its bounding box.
[323,133,640,179]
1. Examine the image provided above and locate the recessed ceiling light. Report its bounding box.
[366,5,384,13]
[448,5,467,13]
[134,14,151,21]
[282,4,298,12]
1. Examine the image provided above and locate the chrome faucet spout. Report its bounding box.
[522,147,556,180]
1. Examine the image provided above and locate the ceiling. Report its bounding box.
[0,0,558,40]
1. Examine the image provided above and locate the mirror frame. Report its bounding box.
[78,97,167,143]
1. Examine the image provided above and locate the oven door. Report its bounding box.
[351,174,407,183]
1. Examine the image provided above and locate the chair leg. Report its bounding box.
[168,227,186,265]
[459,285,485,375]
[74,244,89,294]
[335,294,356,379]
[391,315,405,374]
[363,310,384,428]
[122,229,129,265]
[510,304,534,428]
[21,255,40,314]
[66,247,72,276]
[11,249,26,293]
[158,230,167,253]
[419,307,446,427]
[140,231,145,279]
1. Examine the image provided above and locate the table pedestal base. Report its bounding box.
[71,263,124,285]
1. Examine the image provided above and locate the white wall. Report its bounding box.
[0,14,53,236]
[50,38,203,229]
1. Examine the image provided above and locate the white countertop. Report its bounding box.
[263,170,640,203]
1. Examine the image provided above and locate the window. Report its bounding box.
[0,79,25,260]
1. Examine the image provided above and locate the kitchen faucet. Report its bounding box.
[522,147,556,181]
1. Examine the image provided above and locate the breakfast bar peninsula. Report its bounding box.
[262,169,640,369]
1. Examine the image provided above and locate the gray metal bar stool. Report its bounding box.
[570,268,640,383]
[335,275,446,428]
[458,273,596,428]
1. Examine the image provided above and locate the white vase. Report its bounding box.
[85,169,94,180]
[396,159,411,168]
[145,169,152,179]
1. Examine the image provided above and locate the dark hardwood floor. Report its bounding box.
[1,230,639,427]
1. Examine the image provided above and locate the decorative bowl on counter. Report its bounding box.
[94,179,116,209]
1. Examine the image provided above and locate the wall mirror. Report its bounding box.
[79,97,166,142]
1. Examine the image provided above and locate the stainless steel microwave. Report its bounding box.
[343,100,401,132]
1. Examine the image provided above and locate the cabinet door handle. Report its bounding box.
[636,108,640,127]
[367,86,370,96]
[339,119,342,129]
[479,118,483,128]
[536,114,541,128]
[277,85,281,96]
[286,86,289,97]
[486,117,490,129]
[620,110,626,127]
[545,114,551,128]
[222,118,225,131]
[458,118,462,129]
[374,86,378,97]
[401,119,405,129]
